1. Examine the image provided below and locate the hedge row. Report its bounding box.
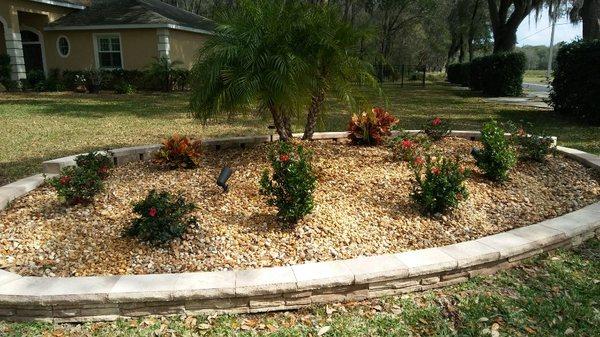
[447,52,526,97]
[550,39,600,124]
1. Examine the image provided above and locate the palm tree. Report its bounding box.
[189,0,312,141]
[300,5,378,140]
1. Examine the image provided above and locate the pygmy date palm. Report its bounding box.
[189,0,312,141]
[301,6,377,139]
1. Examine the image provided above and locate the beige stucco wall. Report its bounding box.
[44,29,159,71]
[168,29,207,69]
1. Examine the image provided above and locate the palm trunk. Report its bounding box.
[302,90,325,140]
[269,104,293,141]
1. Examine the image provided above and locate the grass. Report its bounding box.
[1,82,599,186]
[523,70,552,84]
[2,238,599,336]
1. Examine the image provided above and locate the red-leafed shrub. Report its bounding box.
[154,133,202,169]
[348,107,398,146]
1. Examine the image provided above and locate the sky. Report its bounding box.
[516,10,582,47]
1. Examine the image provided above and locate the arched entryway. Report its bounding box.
[20,27,45,75]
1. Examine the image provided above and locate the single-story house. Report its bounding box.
[0,0,214,81]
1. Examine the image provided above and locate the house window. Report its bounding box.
[57,36,70,57]
[96,35,122,69]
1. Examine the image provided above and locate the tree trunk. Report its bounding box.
[302,90,326,140]
[269,104,293,141]
[582,0,600,41]
[492,26,517,53]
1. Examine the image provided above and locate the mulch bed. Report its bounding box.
[1,137,598,277]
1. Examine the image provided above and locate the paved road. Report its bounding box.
[523,82,551,93]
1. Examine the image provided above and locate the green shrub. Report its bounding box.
[260,142,317,224]
[423,117,451,141]
[75,151,113,179]
[472,121,517,182]
[447,63,470,86]
[468,57,485,91]
[550,40,600,124]
[510,128,554,162]
[48,166,104,205]
[114,82,135,94]
[126,190,197,244]
[389,132,431,162]
[348,107,399,146]
[0,54,11,84]
[411,155,470,214]
[469,52,526,97]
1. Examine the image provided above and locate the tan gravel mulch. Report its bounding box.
[1,137,598,277]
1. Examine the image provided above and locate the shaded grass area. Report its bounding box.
[523,70,552,84]
[1,83,599,185]
[3,238,599,336]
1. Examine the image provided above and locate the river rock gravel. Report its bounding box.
[1,137,598,277]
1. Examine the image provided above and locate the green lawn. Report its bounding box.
[1,82,599,186]
[523,70,552,84]
[3,238,599,336]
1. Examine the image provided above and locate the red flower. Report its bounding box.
[148,207,158,217]
[431,167,441,175]
[99,166,109,174]
[279,154,290,162]
[459,166,465,174]
[401,139,413,149]
[59,175,71,185]
[432,117,442,126]
[414,156,425,166]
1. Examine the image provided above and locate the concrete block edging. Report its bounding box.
[0,131,598,322]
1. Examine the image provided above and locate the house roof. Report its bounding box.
[46,0,214,34]
[29,0,87,9]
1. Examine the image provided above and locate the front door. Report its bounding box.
[20,29,44,74]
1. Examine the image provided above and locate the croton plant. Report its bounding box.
[154,133,202,169]
[348,107,398,146]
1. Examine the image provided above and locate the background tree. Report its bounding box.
[448,0,492,63]
[487,0,555,52]
[570,0,600,40]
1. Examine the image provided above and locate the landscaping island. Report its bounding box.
[1,136,598,278]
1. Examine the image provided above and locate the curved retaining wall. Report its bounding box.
[0,131,598,323]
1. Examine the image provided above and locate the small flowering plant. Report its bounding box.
[423,116,451,141]
[126,189,197,245]
[389,132,431,162]
[411,155,470,215]
[154,133,202,169]
[75,151,113,179]
[509,126,554,162]
[48,166,104,205]
[260,142,317,224]
[348,107,399,146]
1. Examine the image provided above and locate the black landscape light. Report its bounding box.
[471,147,481,159]
[217,167,233,192]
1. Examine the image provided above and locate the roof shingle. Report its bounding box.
[47,0,214,33]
